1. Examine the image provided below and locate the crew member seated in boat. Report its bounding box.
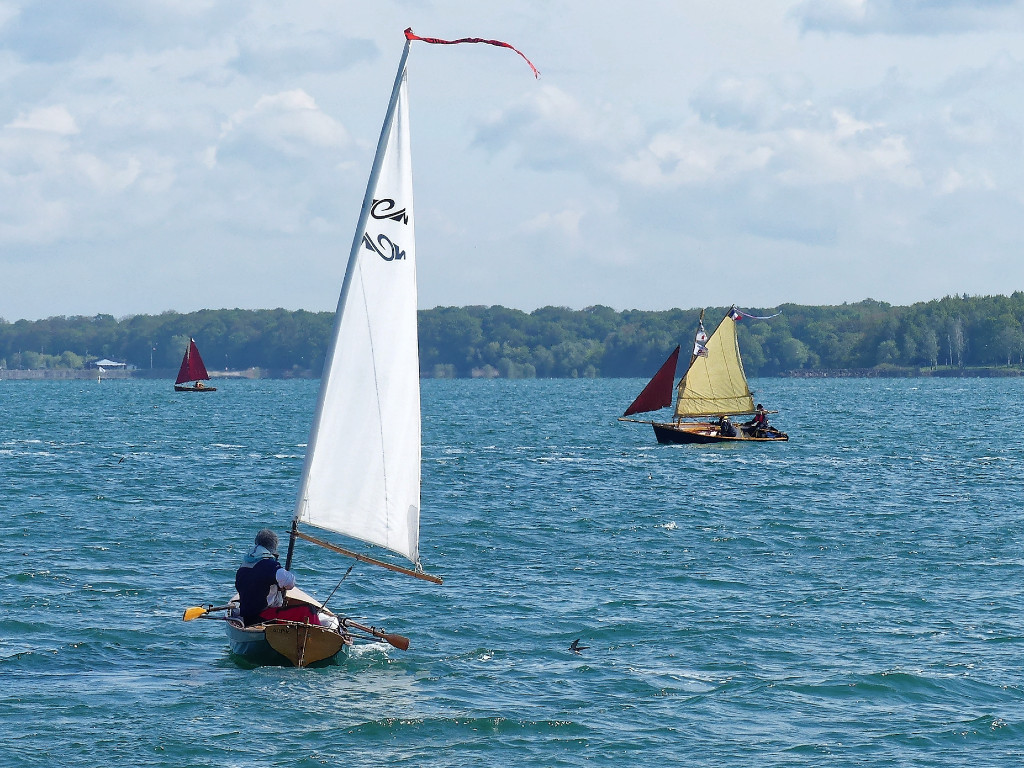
[748,404,768,435]
[235,529,320,626]
[718,415,738,437]
[754,404,767,427]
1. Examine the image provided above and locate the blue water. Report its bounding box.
[2,377,1023,766]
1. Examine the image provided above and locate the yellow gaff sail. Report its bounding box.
[674,308,755,418]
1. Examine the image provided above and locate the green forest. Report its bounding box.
[3,293,1024,378]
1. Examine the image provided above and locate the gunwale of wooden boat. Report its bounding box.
[652,421,789,444]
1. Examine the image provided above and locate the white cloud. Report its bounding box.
[832,108,873,139]
[502,76,918,194]
[792,0,1024,35]
[473,84,642,171]
[71,153,141,193]
[211,90,351,164]
[0,2,20,31]
[690,73,811,132]
[617,128,774,188]
[232,33,377,79]
[8,105,78,134]
[0,119,165,243]
[521,204,585,240]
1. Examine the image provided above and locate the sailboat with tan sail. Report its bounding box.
[619,306,789,444]
[182,29,538,667]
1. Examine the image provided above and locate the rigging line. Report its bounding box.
[320,565,355,611]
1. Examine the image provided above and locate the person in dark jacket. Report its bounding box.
[234,529,319,626]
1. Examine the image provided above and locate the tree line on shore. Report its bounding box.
[3,293,1024,378]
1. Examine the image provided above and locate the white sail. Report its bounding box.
[294,56,421,565]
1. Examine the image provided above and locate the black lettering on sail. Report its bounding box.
[362,232,406,262]
[370,198,409,225]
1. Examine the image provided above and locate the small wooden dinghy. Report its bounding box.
[223,588,350,667]
[186,587,411,667]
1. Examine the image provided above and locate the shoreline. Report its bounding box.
[2,366,1021,381]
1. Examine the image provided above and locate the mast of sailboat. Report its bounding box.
[285,35,415,575]
[690,309,705,368]
[673,309,705,423]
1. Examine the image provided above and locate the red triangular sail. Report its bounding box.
[175,338,210,384]
[623,346,680,416]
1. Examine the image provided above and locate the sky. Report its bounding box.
[3,0,1024,321]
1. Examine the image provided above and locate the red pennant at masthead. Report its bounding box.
[404,28,540,78]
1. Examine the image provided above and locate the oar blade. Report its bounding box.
[383,633,410,651]
[182,603,235,622]
[342,619,411,651]
[182,606,207,622]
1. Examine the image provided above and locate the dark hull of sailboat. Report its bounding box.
[174,383,216,392]
[652,421,789,444]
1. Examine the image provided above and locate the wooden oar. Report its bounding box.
[182,603,235,622]
[342,619,410,651]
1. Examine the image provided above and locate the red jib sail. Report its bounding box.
[623,346,680,417]
[175,338,211,385]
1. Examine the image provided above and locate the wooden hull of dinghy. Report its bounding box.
[225,620,349,667]
[174,384,217,392]
[265,622,348,667]
[652,422,789,445]
[223,587,348,667]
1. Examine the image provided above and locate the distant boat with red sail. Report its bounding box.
[174,338,217,392]
[619,307,788,444]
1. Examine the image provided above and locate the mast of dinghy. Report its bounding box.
[285,518,298,571]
